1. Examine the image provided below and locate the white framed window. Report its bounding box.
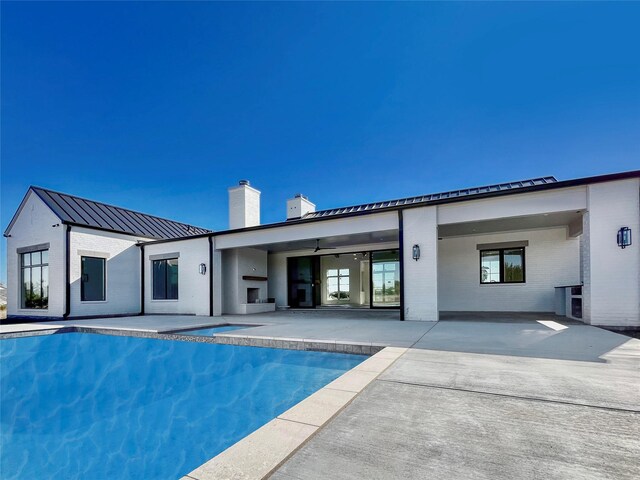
[21,250,49,309]
[480,247,525,284]
[326,268,349,301]
[153,258,179,299]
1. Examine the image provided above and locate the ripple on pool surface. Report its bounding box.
[0,332,366,480]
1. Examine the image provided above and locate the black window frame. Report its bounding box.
[152,258,179,300]
[81,256,106,302]
[479,247,526,284]
[20,249,49,309]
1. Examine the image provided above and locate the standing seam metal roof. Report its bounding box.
[302,176,558,219]
[29,187,212,239]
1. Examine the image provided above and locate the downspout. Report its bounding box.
[208,235,214,316]
[139,243,145,315]
[398,210,405,321]
[63,224,71,319]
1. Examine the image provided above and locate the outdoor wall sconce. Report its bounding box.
[412,244,420,261]
[199,263,207,275]
[617,227,632,249]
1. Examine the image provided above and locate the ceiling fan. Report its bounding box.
[306,239,336,253]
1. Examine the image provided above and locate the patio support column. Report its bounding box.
[582,178,640,327]
[211,237,223,316]
[402,206,438,321]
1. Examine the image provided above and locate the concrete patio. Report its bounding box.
[268,315,640,480]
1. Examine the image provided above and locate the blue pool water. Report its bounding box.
[174,325,249,336]
[0,333,365,480]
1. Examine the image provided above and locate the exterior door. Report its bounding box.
[287,256,319,308]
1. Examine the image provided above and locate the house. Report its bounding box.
[3,170,639,328]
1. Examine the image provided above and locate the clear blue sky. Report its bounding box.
[2,2,639,283]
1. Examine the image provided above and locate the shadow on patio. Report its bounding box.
[414,312,639,363]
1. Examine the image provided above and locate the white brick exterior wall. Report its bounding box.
[69,227,146,317]
[438,227,580,312]
[583,179,640,326]
[6,192,65,317]
[144,237,210,316]
[403,206,438,321]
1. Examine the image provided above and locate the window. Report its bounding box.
[153,258,179,299]
[326,268,350,301]
[480,247,525,284]
[21,250,49,309]
[81,256,106,301]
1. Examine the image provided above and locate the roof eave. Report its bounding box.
[61,220,211,240]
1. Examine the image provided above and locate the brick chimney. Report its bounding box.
[228,180,260,229]
[287,194,315,220]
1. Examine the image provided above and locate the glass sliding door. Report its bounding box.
[371,250,400,307]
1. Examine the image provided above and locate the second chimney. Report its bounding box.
[228,180,261,229]
[287,194,315,220]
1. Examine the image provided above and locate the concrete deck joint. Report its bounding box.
[377,378,640,413]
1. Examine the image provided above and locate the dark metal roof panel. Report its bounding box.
[76,198,119,231]
[30,187,212,239]
[34,189,74,222]
[303,176,558,219]
[90,201,131,232]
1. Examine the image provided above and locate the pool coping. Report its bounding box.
[181,346,408,480]
[0,326,387,355]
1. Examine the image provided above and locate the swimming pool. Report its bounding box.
[0,332,365,479]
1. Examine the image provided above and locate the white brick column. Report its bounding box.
[211,238,223,316]
[580,211,592,322]
[583,178,640,327]
[402,206,438,321]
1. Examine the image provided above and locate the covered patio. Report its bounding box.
[213,210,401,314]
